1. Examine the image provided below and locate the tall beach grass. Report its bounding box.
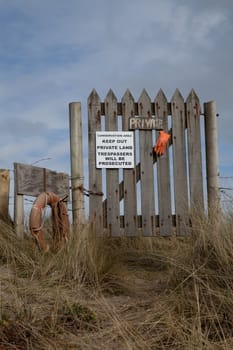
[0,211,233,349]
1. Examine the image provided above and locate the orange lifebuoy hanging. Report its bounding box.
[29,192,70,252]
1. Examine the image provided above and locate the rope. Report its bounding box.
[41,193,48,228]
[32,193,48,232]
[71,185,103,197]
[60,194,69,202]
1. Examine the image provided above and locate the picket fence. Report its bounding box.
[85,88,219,237]
[0,88,220,238]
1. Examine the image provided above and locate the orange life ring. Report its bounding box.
[29,191,70,252]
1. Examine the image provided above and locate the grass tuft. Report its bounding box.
[1,213,233,349]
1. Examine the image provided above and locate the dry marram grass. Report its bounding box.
[0,213,233,349]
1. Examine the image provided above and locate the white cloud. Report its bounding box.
[0,0,232,182]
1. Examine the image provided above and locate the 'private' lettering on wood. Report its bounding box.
[129,117,163,130]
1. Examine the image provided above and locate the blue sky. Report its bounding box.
[1,0,233,213]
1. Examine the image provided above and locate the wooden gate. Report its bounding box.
[87,89,220,236]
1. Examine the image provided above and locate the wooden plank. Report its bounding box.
[138,90,155,236]
[120,214,176,228]
[0,169,10,222]
[171,90,190,235]
[186,90,204,213]
[14,163,24,238]
[204,100,220,219]
[45,170,69,198]
[117,127,172,203]
[100,102,174,116]
[155,90,172,236]
[105,90,120,236]
[122,89,137,236]
[14,163,69,198]
[69,102,85,227]
[129,116,163,130]
[88,89,103,234]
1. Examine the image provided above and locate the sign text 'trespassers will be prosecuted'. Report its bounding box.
[96,131,135,168]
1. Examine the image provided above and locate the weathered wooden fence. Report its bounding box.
[0,89,219,238]
[14,163,69,237]
[87,89,220,236]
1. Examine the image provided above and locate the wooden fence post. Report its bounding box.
[0,169,10,222]
[14,163,24,238]
[88,90,103,234]
[69,102,85,229]
[204,101,221,219]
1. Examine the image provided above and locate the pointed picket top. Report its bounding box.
[138,88,151,103]
[138,89,151,117]
[186,89,201,115]
[154,89,168,131]
[104,89,118,128]
[122,89,135,114]
[155,89,168,116]
[186,88,199,102]
[171,89,186,127]
[155,88,167,103]
[105,88,117,103]
[88,89,101,125]
[171,88,184,103]
[122,88,134,103]
[122,89,135,125]
[88,88,101,104]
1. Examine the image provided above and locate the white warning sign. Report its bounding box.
[96,131,135,168]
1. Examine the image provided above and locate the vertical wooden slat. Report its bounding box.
[0,169,10,222]
[171,89,189,235]
[186,89,204,213]
[69,102,85,228]
[105,90,120,236]
[122,89,137,236]
[204,100,220,219]
[155,90,172,236]
[138,90,155,236]
[14,163,24,238]
[88,89,103,234]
